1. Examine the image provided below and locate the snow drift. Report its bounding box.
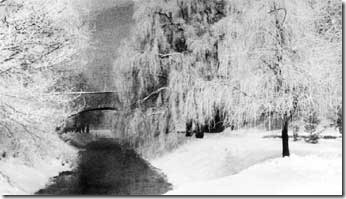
[151,128,342,195]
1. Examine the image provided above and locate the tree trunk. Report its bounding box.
[282,119,290,157]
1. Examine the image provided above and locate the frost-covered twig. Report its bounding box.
[138,87,169,104]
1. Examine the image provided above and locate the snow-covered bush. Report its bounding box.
[303,110,321,134]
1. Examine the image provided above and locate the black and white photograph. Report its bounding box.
[0,0,342,196]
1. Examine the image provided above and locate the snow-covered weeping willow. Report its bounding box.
[113,0,341,136]
[219,0,342,124]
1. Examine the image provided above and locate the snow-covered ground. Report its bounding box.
[0,127,341,195]
[0,157,74,195]
[151,128,342,195]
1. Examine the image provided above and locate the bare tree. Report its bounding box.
[0,0,89,159]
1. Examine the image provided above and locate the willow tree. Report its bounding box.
[114,0,341,156]
[214,0,341,156]
[114,0,229,139]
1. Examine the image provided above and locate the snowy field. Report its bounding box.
[151,128,342,195]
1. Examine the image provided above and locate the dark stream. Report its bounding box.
[35,3,172,195]
[36,139,172,195]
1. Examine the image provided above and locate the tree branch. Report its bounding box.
[0,67,15,75]
[154,11,182,28]
[158,52,183,58]
[51,91,120,95]
[233,86,250,97]
[261,59,278,74]
[0,122,13,138]
[139,87,169,104]
[0,0,8,7]
[268,7,287,26]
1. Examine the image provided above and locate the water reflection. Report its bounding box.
[36,139,172,195]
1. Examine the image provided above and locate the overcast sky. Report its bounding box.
[76,0,134,91]
[72,0,132,13]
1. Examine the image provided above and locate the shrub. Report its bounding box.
[304,111,321,134]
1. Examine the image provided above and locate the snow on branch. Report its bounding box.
[0,0,89,161]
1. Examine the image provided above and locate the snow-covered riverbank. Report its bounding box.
[0,127,341,195]
[151,128,342,195]
[0,131,78,195]
[0,156,75,195]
